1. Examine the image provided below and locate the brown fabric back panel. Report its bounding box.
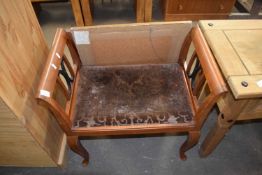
[73,63,194,128]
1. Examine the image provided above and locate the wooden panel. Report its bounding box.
[164,14,229,21]
[224,30,262,75]
[0,98,56,167]
[217,90,248,118]
[219,0,237,13]
[216,76,262,121]
[164,0,179,14]
[71,22,192,65]
[228,75,262,99]
[200,30,248,78]
[0,0,65,166]
[163,0,235,20]
[167,0,222,13]
[237,98,262,120]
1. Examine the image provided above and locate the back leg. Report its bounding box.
[67,136,90,166]
[179,131,200,160]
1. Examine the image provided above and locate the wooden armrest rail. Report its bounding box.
[191,27,227,96]
[179,27,228,128]
[36,29,81,134]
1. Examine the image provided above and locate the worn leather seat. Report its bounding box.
[73,63,195,128]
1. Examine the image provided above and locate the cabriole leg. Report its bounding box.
[179,131,200,160]
[67,136,89,166]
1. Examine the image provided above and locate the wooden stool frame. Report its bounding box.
[36,26,227,166]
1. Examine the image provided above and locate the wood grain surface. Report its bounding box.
[0,0,66,166]
[0,98,56,166]
[163,0,235,21]
[199,20,262,99]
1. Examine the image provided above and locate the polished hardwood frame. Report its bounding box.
[36,26,227,166]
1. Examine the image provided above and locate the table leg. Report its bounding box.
[144,0,152,22]
[136,0,145,22]
[199,113,231,157]
[199,93,248,157]
[71,0,85,26]
[81,0,93,26]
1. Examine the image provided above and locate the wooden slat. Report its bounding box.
[228,75,262,99]
[63,54,76,77]
[57,76,71,99]
[0,0,65,166]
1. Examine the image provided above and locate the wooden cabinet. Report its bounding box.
[162,0,236,21]
[0,0,66,167]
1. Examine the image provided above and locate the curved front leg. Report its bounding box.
[67,136,90,166]
[179,131,200,160]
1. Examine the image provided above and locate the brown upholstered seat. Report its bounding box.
[73,63,195,128]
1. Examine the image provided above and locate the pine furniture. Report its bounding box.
[0,0,66,166]
[198,20,262,156]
